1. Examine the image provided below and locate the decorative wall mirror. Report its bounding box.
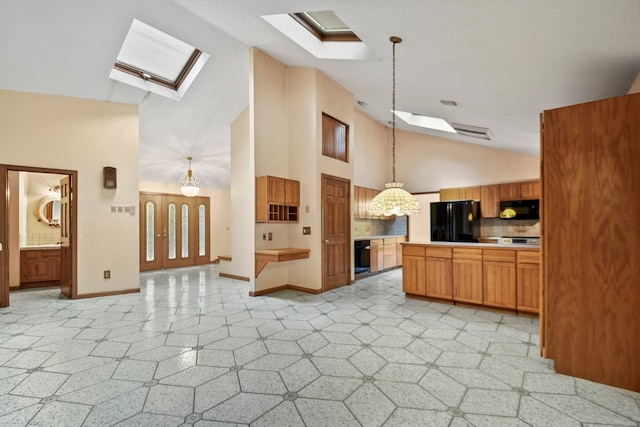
[36,195,61,227]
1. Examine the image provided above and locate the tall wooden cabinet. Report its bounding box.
[542,93,640,392]
[256,176,300,223]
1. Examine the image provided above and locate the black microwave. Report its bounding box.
[499,200,539,220]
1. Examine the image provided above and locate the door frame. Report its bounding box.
[0,164,78,307]
[321,173,352,292]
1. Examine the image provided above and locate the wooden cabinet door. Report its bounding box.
[426,257,453,299]
[459,186,481,201]
[357,186,367,218]
[480,185,500,218]
[519,180,540,200]
[365,187,374,219]
[499,183,520,200]
[483,261,516,309]
[285,179,300,206]
[440,187,459,201]
[369,239,383,272]
[353,186,360,218]
[268,176,285,205]
[402,255,426,295]
[383,238,396,269]
[396,236,406,267]
[517,263,540,313]
[453,249,483,304]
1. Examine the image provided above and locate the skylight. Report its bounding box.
[262,12,377,61]
[109,19,209,101]
[290,11,360,41]
[394,111,457,133]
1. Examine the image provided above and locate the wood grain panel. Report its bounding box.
[453,258,483,304]
[517,263,540,313]
[480,185,500,218]
[483,261,516,309]
[517,250,540,264]
[425,247,453,258]
[403,245,425,257]
[519,180,540,200]
[499,183,520,200]
[402,255,426,295]
[322,113,348,163]
[426,257,453,298]
[542,93,640,391]
[439,187,459,201]
[459,186,481,201]
[483,249,515,263]
[453,248,482,260]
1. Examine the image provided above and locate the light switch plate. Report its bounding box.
[302,227,311,235]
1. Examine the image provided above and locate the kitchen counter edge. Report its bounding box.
[402,241,539,249]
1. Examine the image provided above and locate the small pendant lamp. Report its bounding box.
[180,156,200,197]
[369,36,420,217]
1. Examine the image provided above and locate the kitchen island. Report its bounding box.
[401,242,540,315]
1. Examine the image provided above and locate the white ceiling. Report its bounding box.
[2,0,639,189]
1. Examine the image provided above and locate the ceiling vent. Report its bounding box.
[452,123,493,140]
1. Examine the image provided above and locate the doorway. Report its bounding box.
[0,164,77,308]
[321,174,351,291]
[139,192,211,271]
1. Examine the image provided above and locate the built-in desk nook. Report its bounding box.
[255,248,310,278]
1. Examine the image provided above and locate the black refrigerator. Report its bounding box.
[430,200,479,242]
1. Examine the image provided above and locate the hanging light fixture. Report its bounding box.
[369,36,420,217]
[180,156,200,197]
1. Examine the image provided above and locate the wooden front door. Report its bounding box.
[322,174,351,291]
[139,193,210,271]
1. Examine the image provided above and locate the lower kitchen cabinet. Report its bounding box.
[369,239,384,273]
[425,247,452,299]
[516,250,540,314]
[452,248,483,304]
[402,246,426,295]
[383,238,397,269]
[20,249,61,284]
[482,249,516,309]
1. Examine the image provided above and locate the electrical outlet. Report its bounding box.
[104,270,111,279]
[268,232,272,241]
[262,233,266,240]
[302,227,311,235]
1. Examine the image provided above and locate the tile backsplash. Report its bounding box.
[354,216,408,237]
[479,218,540,237]
[20,232,61,247]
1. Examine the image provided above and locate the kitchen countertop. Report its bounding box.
[20,245,61,251]
[354,235,406,241]
[402,241,539,249]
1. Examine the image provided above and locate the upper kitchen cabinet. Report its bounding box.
[439,187,459,201]
[256,175,300,223]
[353,185,391,220]
[542,92,640,392]
[480,185,500,218]
[500,180,540,200]
[458,186,481,201]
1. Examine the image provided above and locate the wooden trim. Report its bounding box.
[249,284,323,297]
[289,13,360,42]
[218,272,250,282]
[114,49,201,91]
[75,288,140,299]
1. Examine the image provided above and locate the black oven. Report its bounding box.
[354,240,370,274]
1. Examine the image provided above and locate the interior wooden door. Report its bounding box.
[59,175,74,298]
[322,174,351,291]
[140,194,163,271]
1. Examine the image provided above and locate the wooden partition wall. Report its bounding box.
[541,93,639,392]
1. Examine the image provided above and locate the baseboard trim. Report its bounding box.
[249,284,322,297]
[219,272,250,282]
[74,288,140,299]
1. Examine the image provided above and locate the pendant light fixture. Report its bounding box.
[180,156,200,197]
[369,36,420,217]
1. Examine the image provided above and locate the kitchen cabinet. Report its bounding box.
[482,249,516,309]
[499,180,540,201]
[369,239,384,272]
[21,249,61,284]
[425,247,453,299]
[439,187,459,201]
[480,185,500,218]
[452,248,483,304]
[499,183,520,200]
[516,250,540,313]
[383,238,397,269]
[402,245,426,295]
[256,175,300,223]
[396,236,406,267]
[353,185,393,220]
[458,186,481,201]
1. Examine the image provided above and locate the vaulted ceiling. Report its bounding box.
[2,0,639,189]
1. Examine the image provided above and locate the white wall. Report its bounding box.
[0,89,139,296]
[408,193,440,242]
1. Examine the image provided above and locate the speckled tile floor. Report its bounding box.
[1,265,639,426]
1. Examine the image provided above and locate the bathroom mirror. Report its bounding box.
[36,195,61,227]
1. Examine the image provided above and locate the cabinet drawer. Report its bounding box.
[453,248,482,260]
[403,245,425,257]
[384,238,397,245]
[370,239,384,246]
[517,250,540,264]
[483,249,516,263]
[426,246,453,258]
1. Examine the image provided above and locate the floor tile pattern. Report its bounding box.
[1,266,639,426]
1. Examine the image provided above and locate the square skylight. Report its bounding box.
[394,111,457,133]
[109,19,209,101]
[262,12,377,60]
